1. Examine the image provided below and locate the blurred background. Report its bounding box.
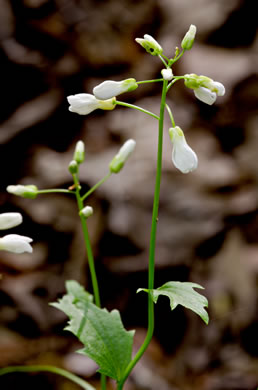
[1,0,258,389]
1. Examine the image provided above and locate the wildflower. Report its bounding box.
[80,206,93,219]
[181,24,197,50]
[0,234,33,254]
[0,212,22,230]
[161,68,173,81]
[135,34,163,56]
[169,126,198,174]
[67,94,116,115]
[109,139,136,173]
[0,212,33,254]
[93,79,138,100]
[184,74,225,105]
[7,184,38,199]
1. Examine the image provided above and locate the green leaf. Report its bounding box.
[51,281,135,382]
[138,281,209,324]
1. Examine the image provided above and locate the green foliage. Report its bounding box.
[138,281,209,324]
[51,281,135,382]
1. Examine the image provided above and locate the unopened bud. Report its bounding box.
[181,24,197,50]
[135,34,163,56]
[7,185,38,199]
[74,141,85,164]
[93,79,138,100]
[79,206,93,219]
[69,160,78,174]
[161,68,173,81]
[109,139,136,174]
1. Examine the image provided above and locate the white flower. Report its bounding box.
[135,34,163,56]
[181,24,197,50]
[93,79,138,100]
[109,139,136,173]
[7,184,38,198]
[184,74,225,105]
[161,68,173,81]
[0,213,22,230]
[0,234,33,254]
[169,127,198,174]
[67,94,116,115]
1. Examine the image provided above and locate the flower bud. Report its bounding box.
[0,213,23,230]
[68,160,78,174]
[93,79,138,100]
[109,139,136,174]
[73,140,85,164]
[67,94,116,115]
[7,185,38,199]
[79,206,93,219]
[169,127,198,174]
[135,34,163,56]
[181,24,197,50]
[161,68,173,81]
[0,234,33,254]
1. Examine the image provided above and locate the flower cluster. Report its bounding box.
[0,213,33,254]
[65,25,225,176]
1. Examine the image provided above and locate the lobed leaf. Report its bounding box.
[138,281,209,324]
[51,281,134,382]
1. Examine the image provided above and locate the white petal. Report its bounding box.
[194,87,217,105]
[0,213,22,230]
[117,139,136,161]
[172,139,198,174]
[169,128,198,174]
[0,234,33,254]
[212,81,225,96]
[67,94,99,115]
[143,34,162,51]
[93,81,123,100]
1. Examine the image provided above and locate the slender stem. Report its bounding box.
[37,189,76,195]
[117,80,168,390]
[72,175,101,308]
[166,104,176,127]
[0,365,95,390]
[72,173,106,390]
[167,76,186,92]
[81,172,112,202]
[116,101,159,120]
[160,53,170,62]
[170,49,185,65]
[158,54,168,67]
[137,79,163,84]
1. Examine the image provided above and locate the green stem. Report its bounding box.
[72,175,101,307]
[169,49,185,66]
[72,174,106,390]
[37,189,75,195]
[117,80,168,390]
[165,104,176,127]
[137,79,163,84]
[167,76,186,92]
[81,172,112,202]
[158,54,168,67]
[116,101,159,120]
[0,365,95,390]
